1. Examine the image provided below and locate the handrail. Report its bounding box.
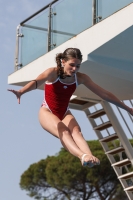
[22,24,48,31]
[20,0,59,25]
[116,105,133,138]
[16,0,97,67]
[22,24,76,36]
[130,100,133,107]
[128,100,133,123]
[16,0,133,68]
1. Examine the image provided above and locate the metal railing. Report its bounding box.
[116,100,133,138]
[15,0,94,70]
[14,0,133,70]
[88,99,133,142]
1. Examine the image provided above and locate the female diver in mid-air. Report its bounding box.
[8,48,133,168]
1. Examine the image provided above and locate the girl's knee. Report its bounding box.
[72,126,82,136]
[57,122,71,137]
[58,129,71,140]
[62,129,71,135]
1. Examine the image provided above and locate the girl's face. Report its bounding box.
[62,58,81,77]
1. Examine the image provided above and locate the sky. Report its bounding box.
[0,1,133,200]
[0,1,98,200]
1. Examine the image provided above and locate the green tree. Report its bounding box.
[20,140,129,200]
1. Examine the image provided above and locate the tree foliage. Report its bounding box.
[20,140,129,200]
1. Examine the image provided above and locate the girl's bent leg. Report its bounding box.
[62,111,100,164]
[38,107,84,158]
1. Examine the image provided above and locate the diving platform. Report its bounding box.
[8,2,133,101]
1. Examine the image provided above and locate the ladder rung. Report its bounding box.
[88,109,106,119]
[112,159,131,167]
[124,186,133,191]
[118,172,133,180]
[105,146,125,155]
[94,121,112,131]
[100,134,118,143]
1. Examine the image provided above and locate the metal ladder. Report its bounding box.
[84,101,133,200]
[69,98,133,199]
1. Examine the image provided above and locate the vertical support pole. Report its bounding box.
[47,4,52,52]
[97,0,102,22]
[15,25,20,71]
[15,25,23,71]
[92,0,102,25]
[92,0,96,25]
[96,0,98,23]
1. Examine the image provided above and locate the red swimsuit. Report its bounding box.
[42,75,78,120]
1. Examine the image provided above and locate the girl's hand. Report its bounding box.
[7,89,22,104]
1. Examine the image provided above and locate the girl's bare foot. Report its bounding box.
[80,154,100,168]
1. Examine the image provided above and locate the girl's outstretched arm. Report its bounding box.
[8,67,55,104]
[80,73,133,116]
